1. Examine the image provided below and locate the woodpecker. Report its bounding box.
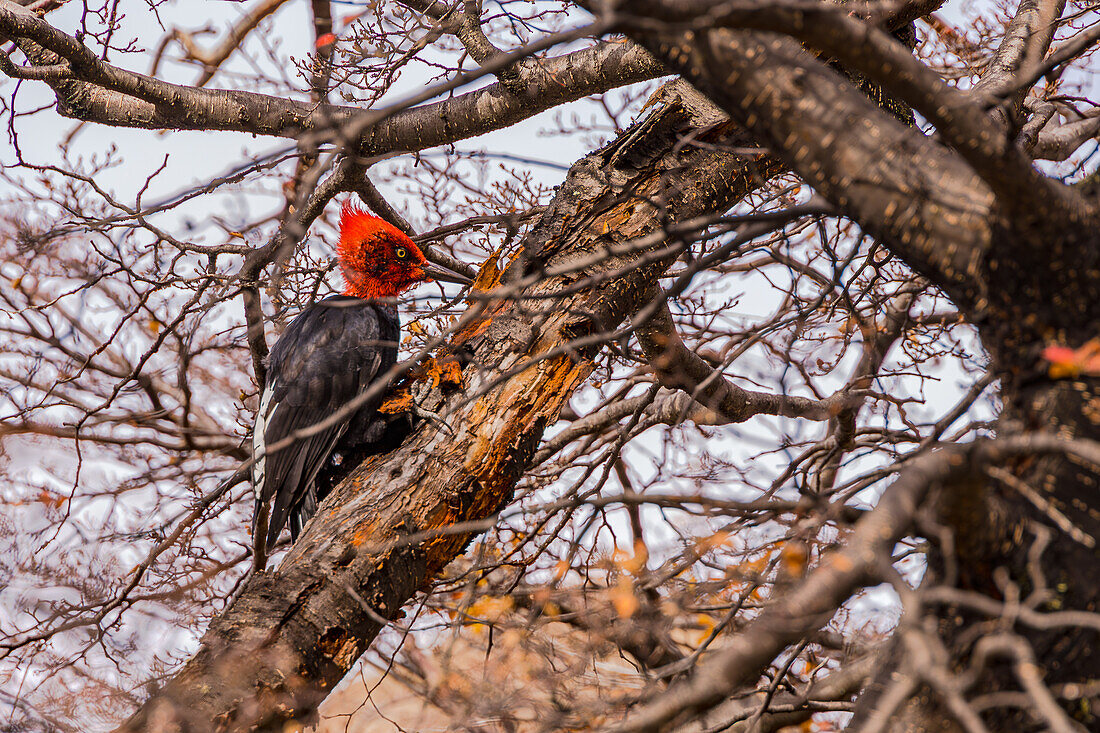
[251,204,469,565]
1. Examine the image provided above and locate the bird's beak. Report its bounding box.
[423,260,473,285]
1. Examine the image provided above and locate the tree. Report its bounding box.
[2,1,1100,731]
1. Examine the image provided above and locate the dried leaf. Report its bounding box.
[467,595,514,624]
[37,489,66,510]
[610,576,639,619]
[690,613,716,647]
[781,541,808,578]
[1042,339,1100,378]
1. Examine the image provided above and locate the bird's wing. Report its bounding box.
[252,297,393,549]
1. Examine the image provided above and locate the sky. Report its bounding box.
[0,0,988,232]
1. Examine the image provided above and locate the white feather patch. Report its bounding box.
[252,380,277,490]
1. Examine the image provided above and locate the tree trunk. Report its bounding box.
[117,85,784,732]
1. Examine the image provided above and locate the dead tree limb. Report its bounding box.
[116,84,784,732]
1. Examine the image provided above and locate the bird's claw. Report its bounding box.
[413,404,455,434]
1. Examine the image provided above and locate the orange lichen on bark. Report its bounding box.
[451,298,509,349]
[377,390,414,415]
[470,250,503,293]
[394,328,599,579]
[421,357,464,391]
[438,360,463,389]
[350,526,375,547]
[463,350,590,492]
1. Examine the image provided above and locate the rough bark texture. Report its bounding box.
[116,85,783,732]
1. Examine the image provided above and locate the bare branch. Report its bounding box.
[0,3,660,158]
[635,294,849,423]
[610,443,972,733]
[169,0,290,87]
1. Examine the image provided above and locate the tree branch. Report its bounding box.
[635,294,849,423]
[608,443,978,733]
[617,0,1087,226]
[671,653,873,733]
[1033,110,1100,161]
[0,2,661,161]
[599,0,993,313]
[169,0,290,87]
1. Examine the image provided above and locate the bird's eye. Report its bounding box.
[395,247,407,259]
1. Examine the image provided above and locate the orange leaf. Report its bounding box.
[1042,339,1100,379]
[315,33,336,49]
[37,489,66,510]
[552,560,570,582]
[690,613,716,647]
[781,541,808,577]
[610,576,639,619]
[468,595,514,624]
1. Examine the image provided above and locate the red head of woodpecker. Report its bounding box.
[337,204,467,299]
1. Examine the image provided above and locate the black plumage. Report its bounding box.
[249,205,470,563]
[252,295,399,550]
